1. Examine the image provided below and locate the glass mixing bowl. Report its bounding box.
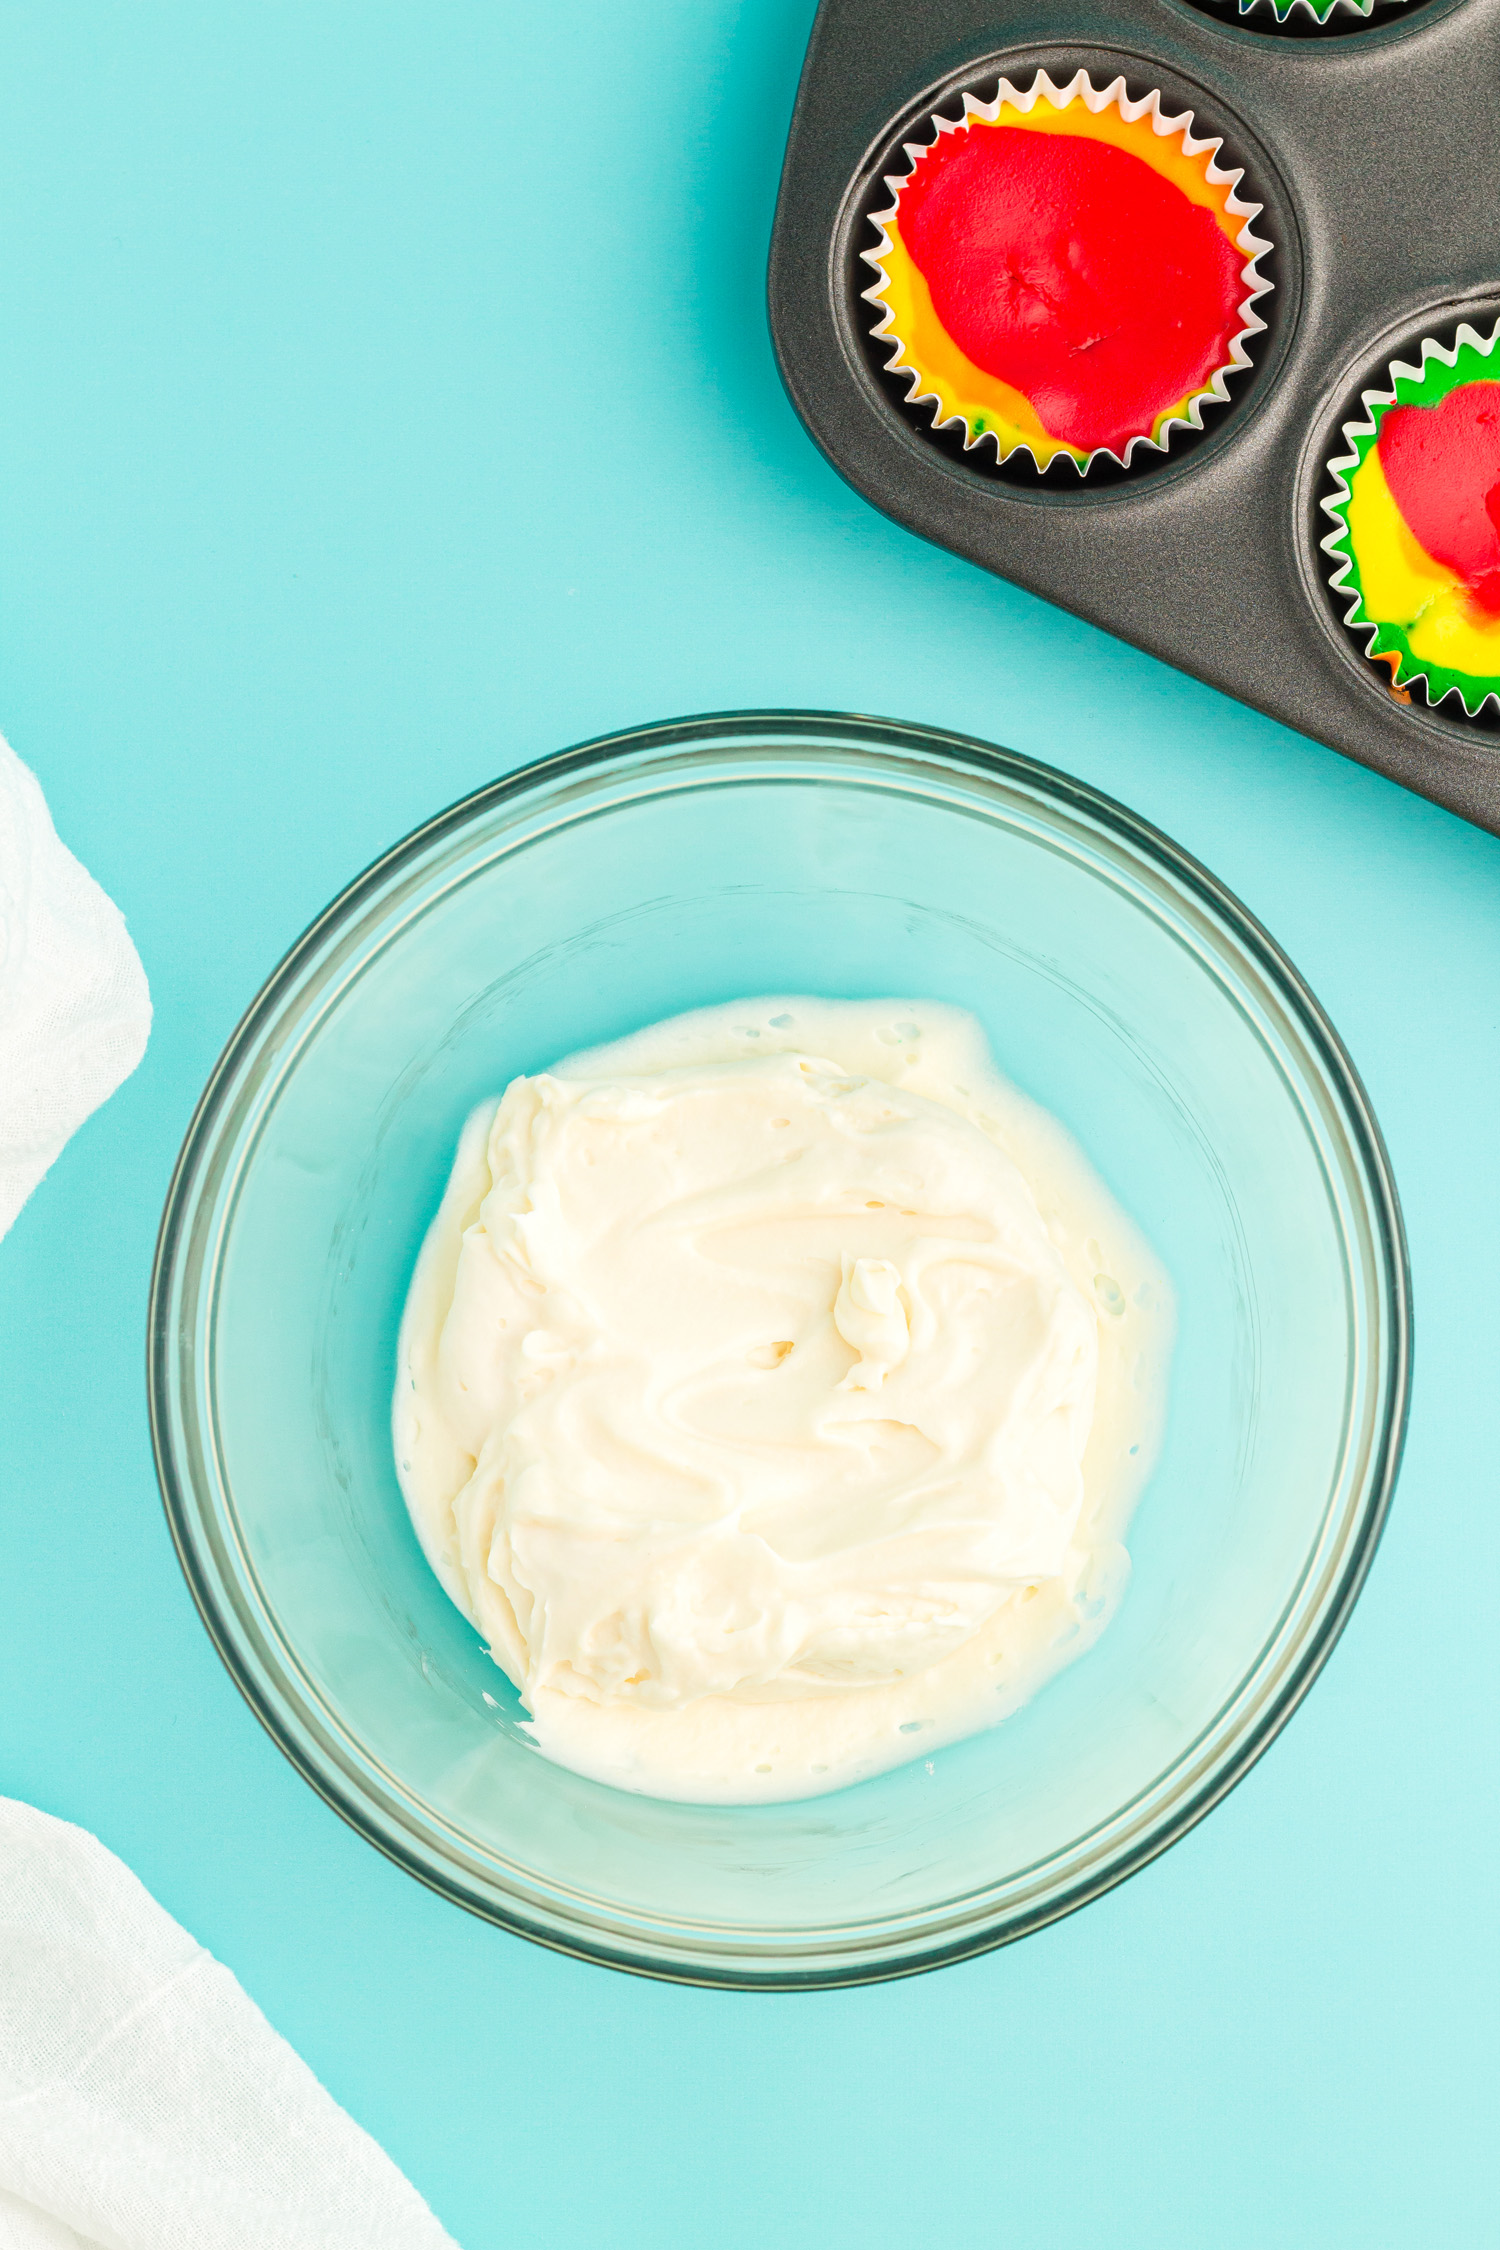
[149,712,1409,1987]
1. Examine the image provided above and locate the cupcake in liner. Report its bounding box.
[1203,0,1412,25]
[1322,319,1500,720]
[862,70,1273,476]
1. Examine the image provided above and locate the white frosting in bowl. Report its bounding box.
[394,998,1171,1801]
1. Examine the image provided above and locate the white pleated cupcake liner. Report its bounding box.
[862,68,1274,477]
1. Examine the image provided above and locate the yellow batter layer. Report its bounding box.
[1346,444,1500,678]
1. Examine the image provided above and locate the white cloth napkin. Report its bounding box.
[1,746,459,2247]
[0,736,151,1235]
[0,1803,459,2250]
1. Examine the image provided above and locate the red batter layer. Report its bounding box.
[900,124,1246,456]
[1379,382,1500,617]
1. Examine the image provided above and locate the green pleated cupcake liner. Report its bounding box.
[1320,318,1500,721]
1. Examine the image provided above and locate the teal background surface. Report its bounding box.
[1,5,1496,2244]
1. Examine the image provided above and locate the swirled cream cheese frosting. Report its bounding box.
[394,998,1171,1802]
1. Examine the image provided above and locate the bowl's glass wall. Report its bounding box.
[155,719,1405,1983]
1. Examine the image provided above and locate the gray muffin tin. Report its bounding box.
[767,0,1500,833]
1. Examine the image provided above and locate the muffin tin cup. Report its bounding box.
[861,67,1273,478]
[768,0,1500,834]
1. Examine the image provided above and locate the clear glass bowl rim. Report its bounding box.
[147,709,1412,1988]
